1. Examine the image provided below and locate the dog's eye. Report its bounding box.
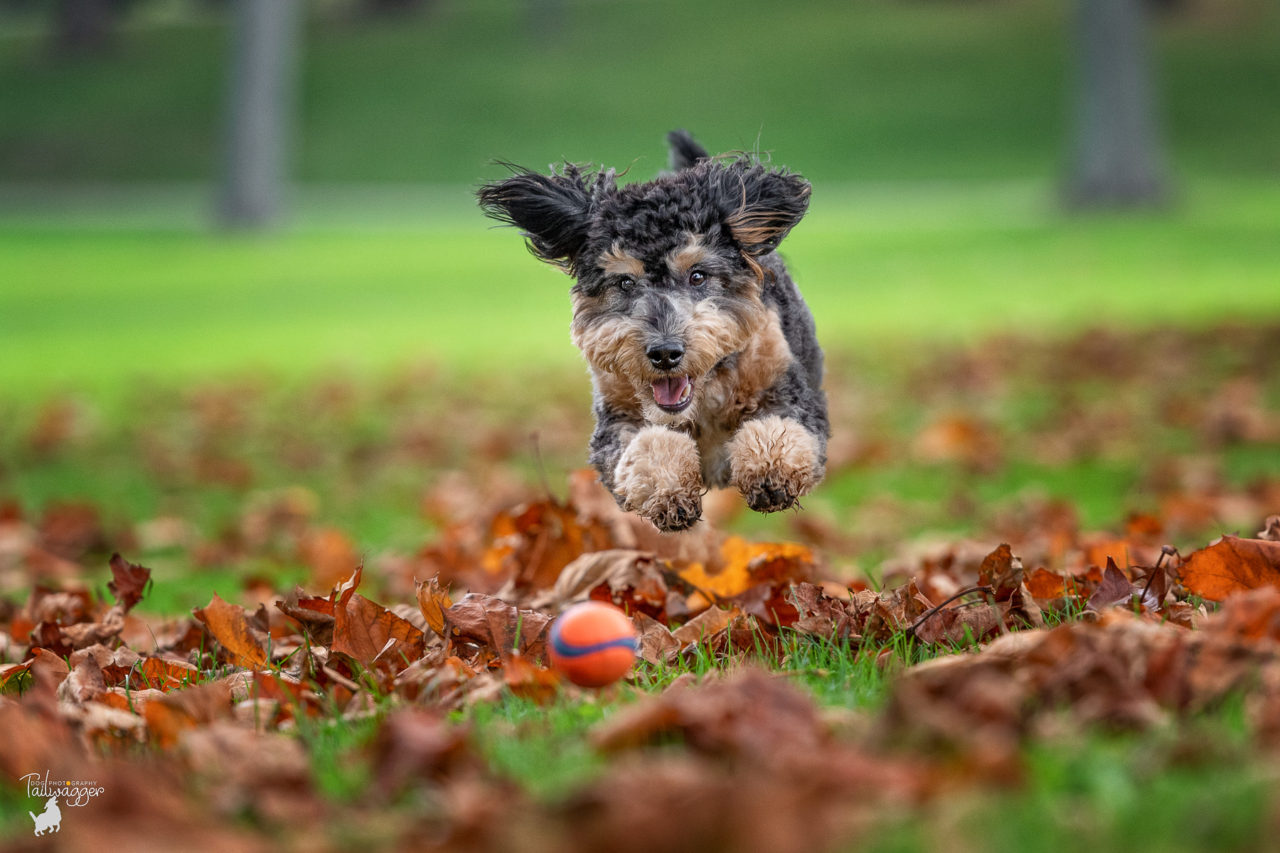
[618,276,636,291]
[689,270,706,286]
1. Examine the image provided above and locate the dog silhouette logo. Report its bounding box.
[30,795,62,836]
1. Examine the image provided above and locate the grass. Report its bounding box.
[2,177,1279,399]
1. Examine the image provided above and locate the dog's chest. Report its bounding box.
[687,369,756,488]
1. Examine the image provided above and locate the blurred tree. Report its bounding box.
[51,0,134,54]
[526,0,565,41]
[217,0,301,229]
[1065,0,1172,207]
[360,0,435,15]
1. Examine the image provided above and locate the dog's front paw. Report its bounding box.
[613,426,704,532]
[730,416,824,513]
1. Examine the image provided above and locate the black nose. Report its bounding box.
[646,342,685,370]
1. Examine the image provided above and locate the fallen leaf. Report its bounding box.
[1178,536,1280,602]
[417,576,453,636]
[442,593,552,663]
[107,553,152,612]
[1086,560,1136,612]
[144,681,234,748]
[976,543,1023,600]
[193,594,269,669]
[332,592,426,671]
[502,653,560,704]
[633,612,681,665]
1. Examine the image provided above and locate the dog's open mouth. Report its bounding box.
[652,375,693,413]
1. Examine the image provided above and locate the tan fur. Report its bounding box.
[572,263,775,431]
[728,415,823,505]
[599,243,645,278]
[570,297,651,380]
[691,310,793,484]
[666,235,712,278]
[613,426,704,530]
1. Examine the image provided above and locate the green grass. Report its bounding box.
[464,630,908,798]
[2,0,1278,184]
[2,178,1278,398]
[912,703,1271,853]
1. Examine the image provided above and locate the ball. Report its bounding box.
[548,601,639,687]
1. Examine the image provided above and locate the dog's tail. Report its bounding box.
[28,811,36,822]
[667,129,709,171]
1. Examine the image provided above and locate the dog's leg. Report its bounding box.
[607,426,704,532]
[729,414,825,513]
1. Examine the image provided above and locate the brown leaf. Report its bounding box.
[592,668,824,761]
[679,538,815,601]
[912,414,1000,469]
[1259,515,1280,542]
[58,604,126,649]
[371,708,478,796]
[1086,560,1136,612]
[789,582,858,639]
[57,653,107,706]
[128,657,202,692]
[275,588,335,645]
[332,592,426,672]
[633,612,681,665]
[107,553,152,612]
[417,576,453,636]
[532,549,669,618]
[144,681,234,748]
[193,594,269,669]
[502,653,561,704]
[299,527,361,590]
[1178,536,1280,603]
[482,499,614,594]
[442,593,552,663]
[976,543,1023,600]
[1025,568,1071,601]
[672,605,738,647]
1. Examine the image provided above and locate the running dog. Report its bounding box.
[478,131,828,532]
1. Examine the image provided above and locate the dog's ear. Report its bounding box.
[477,166,595,271]
[717,163,811,256]
[668,129,710,171]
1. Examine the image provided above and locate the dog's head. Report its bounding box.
[478,132,809,425]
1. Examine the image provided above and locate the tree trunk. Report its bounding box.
[1065,0,1172,208]
[52,0,115,54]
[217,0,302,230]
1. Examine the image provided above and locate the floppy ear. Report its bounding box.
[477,167,594,271]
[717,163,811,256]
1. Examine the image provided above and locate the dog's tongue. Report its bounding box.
[652,375,690,407]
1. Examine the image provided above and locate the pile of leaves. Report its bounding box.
[2,323,1280,849]
[4,465,1280,849]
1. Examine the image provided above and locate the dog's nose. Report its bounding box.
[646,342,685,370]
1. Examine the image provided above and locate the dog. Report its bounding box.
[478,131,828,532]
[30,796,61,836]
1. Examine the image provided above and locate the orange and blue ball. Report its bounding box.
[548,601,639,687]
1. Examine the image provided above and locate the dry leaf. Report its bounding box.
[1178,536,1280,602]
[193,594,269,669]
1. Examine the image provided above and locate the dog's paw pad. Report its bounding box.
[648,493,703,532]
[730,416,823,515]
[744,479,796,514]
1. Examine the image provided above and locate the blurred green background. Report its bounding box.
[2,0,1278,397]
